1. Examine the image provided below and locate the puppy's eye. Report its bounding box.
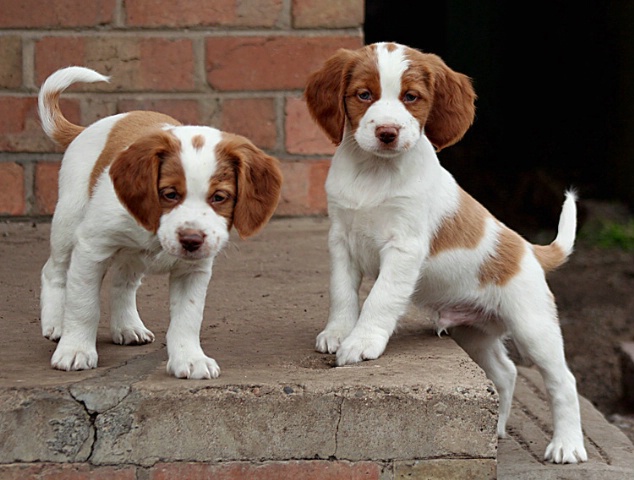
[357,90,372,102]
[210,191,229,205]
[403,92,418,103]
[160,187,181,202]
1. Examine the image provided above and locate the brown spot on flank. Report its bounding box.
[191,134,205,151]
[479,226,526,286]
[89,111,181,195]
[430,188,489,256]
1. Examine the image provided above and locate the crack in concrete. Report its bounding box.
[333,395,344,458]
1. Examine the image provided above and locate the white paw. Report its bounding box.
[316,327,351,354]
[112,325,155,345]
[51,344,98,371]
[42,323,62,342]
[336,330,388,366]
[544,437,588,464]
[167,354,220,379]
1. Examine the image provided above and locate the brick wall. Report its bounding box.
[0,0,364,218]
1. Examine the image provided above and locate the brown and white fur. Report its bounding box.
[38,66,282,379]
[305,42,586,463]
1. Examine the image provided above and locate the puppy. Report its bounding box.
[38,66,283,379]
[305,42,587,463]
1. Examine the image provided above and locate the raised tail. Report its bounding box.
[38,66,109,149]
[533,190,577,273]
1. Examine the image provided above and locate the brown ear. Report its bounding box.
[423,54,476,151]
[221,137,283,239]
[304,49,357,145]
[109,132,180,232]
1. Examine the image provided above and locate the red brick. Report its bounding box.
[0,163,25,215]
[276,159,330,216]
[150,460,380,480]
[221,98,277,150]
[205,35,363,91]
[0,96,80,152]
[35,162,61,215]
[35,37,195,92]
[285,96,336,155]
[118,99,203,125]
[0,36,22,88]
[125,0,283,28]
[292,0,364,28]
[0,0,116,28]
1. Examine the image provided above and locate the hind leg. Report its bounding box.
[450,325,517,438]
[109,255,154,345]
[503,286,587,463]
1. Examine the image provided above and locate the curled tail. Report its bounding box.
[533,190,577,272]
[38,66,109,149]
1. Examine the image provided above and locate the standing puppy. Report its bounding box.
[39,67,282,379]
[305,42,586,464]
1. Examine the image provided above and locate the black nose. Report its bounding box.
[178,229,205,252]
[375,125,400,144]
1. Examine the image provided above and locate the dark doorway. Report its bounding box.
[365,1,634,233]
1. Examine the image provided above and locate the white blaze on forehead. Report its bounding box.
[167,126,223,199]
[376,43,409,100]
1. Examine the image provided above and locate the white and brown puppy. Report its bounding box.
[305,42,586,464]
[38,66,282,379]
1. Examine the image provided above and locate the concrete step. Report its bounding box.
[0,219,632,479]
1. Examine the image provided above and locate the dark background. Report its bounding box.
[365,0,634,233]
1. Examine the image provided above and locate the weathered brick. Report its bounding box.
[35,37,195,92]
[292,0,364,29]
[0,0,116,29]
[221,98,277,150]
[34,162,61,215]
[0,97,80,152]
[149,460,381,480]
[276,159,330,216]
[0,36,22,89]
[118,99,203,125]
[0,163,25,215]
[0,463,137,480]
[125,0,283,28]
[205,35,363,91]
[285,96,336,155]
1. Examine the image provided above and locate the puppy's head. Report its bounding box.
[109,127,283,260]
[305,42,476,155]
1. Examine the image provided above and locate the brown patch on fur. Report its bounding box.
[430,189,489,256]
[478,227,526,286]
[191,134,205,151]
[109,130,182,233]
[44,90,84,148]
[215,133,283,238]
[207,157,238,227]
[89,111,181,195]
[533,243,567,273]
[403,48,476,151]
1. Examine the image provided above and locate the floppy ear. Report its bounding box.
[422,54,476,151]
[220,136,283,239]
[304,48,357,145]
[109,132,180,233]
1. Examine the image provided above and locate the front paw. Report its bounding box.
[316,326,352,354]
[112,324,155,345]
[51,344,98,371]
[42,323,62,342]
[544,436,588,464]
[167,354,220,379]
[336,330,389,366]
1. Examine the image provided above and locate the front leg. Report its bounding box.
[51,240,110,371]
[316,228,362,354]
[337,239,424,366]
[165,261,219,379]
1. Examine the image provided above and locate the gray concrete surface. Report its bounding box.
[0,218,632,478]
